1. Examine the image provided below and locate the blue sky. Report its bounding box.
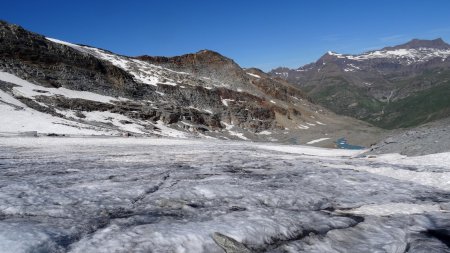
[2,0,450,71]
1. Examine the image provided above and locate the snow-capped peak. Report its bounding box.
[324,39,450,65]
[327,51,342,56]
[329,47,450,65]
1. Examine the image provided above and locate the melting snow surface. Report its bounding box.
[341,203,441,216]
[0,138,449,252]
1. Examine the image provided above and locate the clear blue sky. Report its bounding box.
[2,0,450,71]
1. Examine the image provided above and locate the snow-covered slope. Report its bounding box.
[0,71,188,137]
[0,88,114,135]
[47,38,187,87]
[327,47,450,65]
[0,71,125,103]
[47,38,253,92]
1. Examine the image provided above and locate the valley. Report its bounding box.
[270,39,450,129]
[0,21,383,148]
[1,17,450,253]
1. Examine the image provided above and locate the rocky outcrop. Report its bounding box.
[212,232,253,253]
[0,21,141,97]
[137,50,246,84]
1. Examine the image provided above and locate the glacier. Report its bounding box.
[0,137,449,252]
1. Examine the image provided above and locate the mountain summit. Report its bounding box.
[383,38,450,50]
[270,38,450,129]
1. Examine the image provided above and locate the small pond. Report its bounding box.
[336,138,365,150]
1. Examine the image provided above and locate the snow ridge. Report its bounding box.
[328,47,450,65]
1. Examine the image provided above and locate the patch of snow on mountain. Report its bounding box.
[221,122,248,140]
[273,72,289,78]
[344,63,361,72]
[0,72,122,103]
[298,124,309,129]
[306,138,330,144]
[227,131,249,140]
[46,37,81,48]
[246,72,261,78]
[221,98,234,107]
[83,47,163,86]
[154,120,191,138]
[332,48,450,65]
[0,90,114,135]
[188,106,213,114]
[82,111,146,134]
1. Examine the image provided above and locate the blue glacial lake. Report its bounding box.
[336,138,365,150]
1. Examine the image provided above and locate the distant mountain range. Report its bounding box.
[0,20,381,146]
[270,38,450,129]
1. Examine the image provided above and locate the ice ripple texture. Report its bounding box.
[0,137,449,253]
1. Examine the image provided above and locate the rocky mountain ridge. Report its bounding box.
[0,21,382,146]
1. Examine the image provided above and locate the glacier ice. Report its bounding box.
[0,137,449,252]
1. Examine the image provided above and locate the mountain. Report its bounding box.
[269,38,450,129]
[0,21,382,146]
